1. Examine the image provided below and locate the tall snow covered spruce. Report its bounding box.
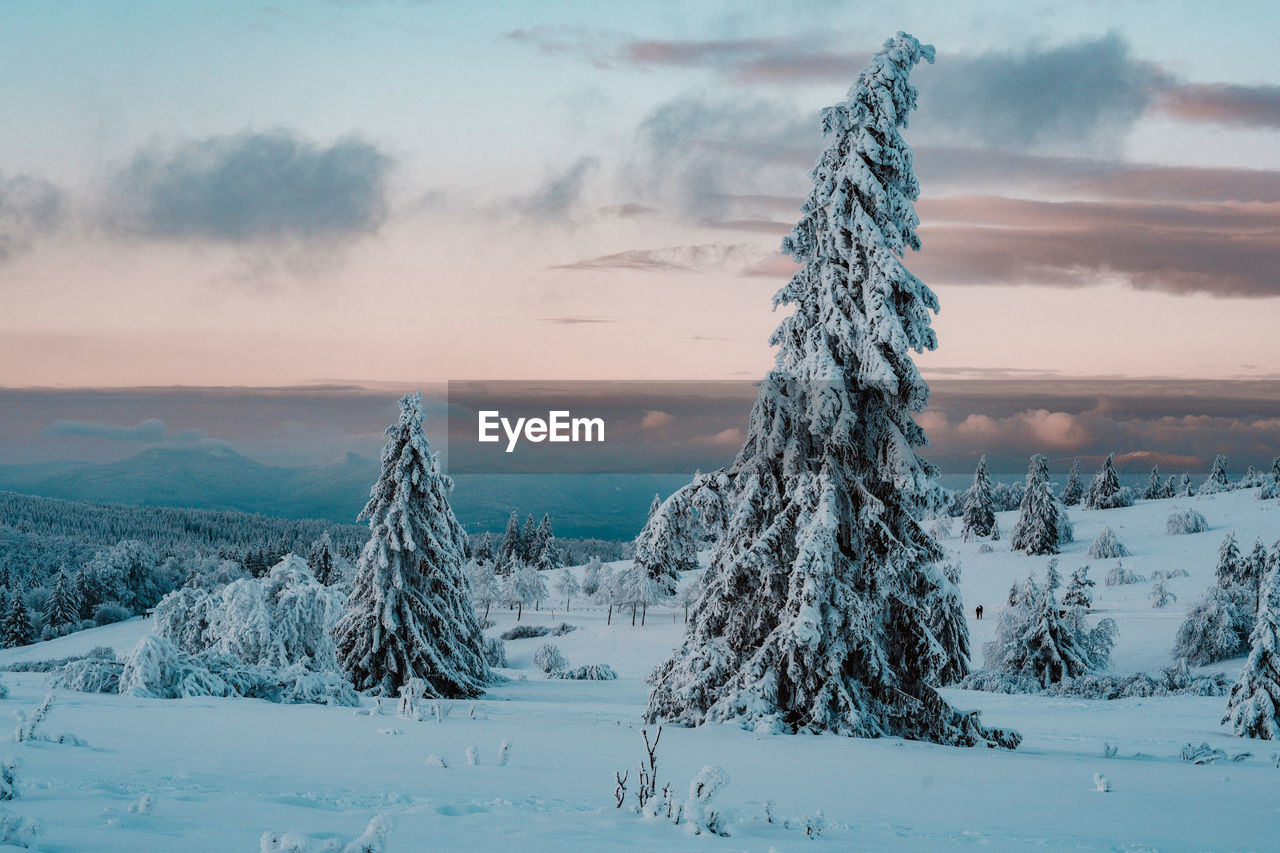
[1011,455,1073,556]
[645,34,1017,748]
[334,393,491,697]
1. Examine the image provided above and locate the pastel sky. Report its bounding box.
[2,0,1279,387]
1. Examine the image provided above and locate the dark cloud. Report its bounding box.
[0,172,65,261]
[104,129,393,244]
[910,195,1280,298]
[1155,82,1280,129]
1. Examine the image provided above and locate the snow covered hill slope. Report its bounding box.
[0,488,1275,851]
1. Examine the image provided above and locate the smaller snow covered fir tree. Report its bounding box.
[1199,454,1230,495]
[497,512,522,575]
[42,571,81,637]
[307,532,339,586]
[1223,560,1280,738]
[1174,585,1246,665]
[1060,457,1084,506]
[1062,566,1094,610]
[960,455,996,541]
[1011,455,1073,555]
[1215,532,1244,589]
[632,491,698,596]
[1083,453,1133,509]
[1140,466,1165,501]
[1,594,33,648]
[334,393,491,697]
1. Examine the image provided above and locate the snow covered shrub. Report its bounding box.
[0,758,18,801]
[977,543,994,554]
[549,622,577,636]
[547,664,618,680]
[426,753,447,768]
[344,815,392,853]
[1166,508,1208,535]
[128,793,156,815]
[531,644,567,673]
[119,635,185,698]
[279,666,359,707]
[1165,568,1190,579]
[52,656,124,693]
[1104,564,1145,586]
[1093,773,1111,793]
[1149,583,1177,608]
[465,746,478,766]
[958,665,1231,699]
[1088,527,1130,559]
[499,624,550,641]
[497,739,511,766]
[92,603,130,626]
[1173,587,1246,665]
[681,765,730,837]
[0,807,41,849]
[481,637,507,668]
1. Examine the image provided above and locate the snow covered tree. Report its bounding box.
[1173,585,1246,666]
[333,393,490,697]
[555,568,580,611]
[41,571,81,637]
[502,560,547,620]
[615,562,668,627]
[1060,457,1084,506]
[1224,561,1280,738]
[633,491,698,597]
[1,594,33,648]
[520,514,537,561]
[307,532,338,586]
[1149,582,1177,608]
[580,557,604,598]
[984,563,1113,686]
[1216,532,1244,589]
[1141,466,1164,501]
[930,559,971,685]
[960,455,996,540]
[1199,454,1230,495]
[465,559,500,621]
[1062,566,1094,610]
[1243,538,1269,613]
[1083,453,1132,510]
[1011,455,1073,556]
[1261,458,1280,499]
[531,514,558,571]
[497,512,522,574]
[646,34,1016,748]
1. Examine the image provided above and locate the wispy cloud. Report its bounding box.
[1154,82,1280,129]
[0,172,65,261]
[41,417,207,444]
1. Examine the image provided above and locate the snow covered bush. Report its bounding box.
[51,656,123,693]
[531,644,567,674]
[92,603,130,627]
[0,808,41,849]
[1149,583,1177,608]
[1088,527,1130,559]
[1166,508,1208,535]
[154,555,346,671]
[1104,564,1145,586]
[1083,454,1133,510]
[0,758,18,802]
[547,664,617,680]
[500,624,549,641]
[549,622,577,636]
[681,765,730,837]
[481,637,507,668]
[1173,587,1246,666]
[958,665,1231,699]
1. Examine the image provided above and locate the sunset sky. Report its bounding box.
[2,0,1278,390]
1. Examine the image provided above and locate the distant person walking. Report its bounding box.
[975,604,984,620]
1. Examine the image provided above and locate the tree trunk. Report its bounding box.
[642,604,647,626]
[484,601,491,621]
[631,604,637,627]
[517,601,523,621]
[607,604,612,625]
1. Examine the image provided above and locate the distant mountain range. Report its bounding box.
[0,446,687,539]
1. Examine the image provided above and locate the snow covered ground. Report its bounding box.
[0,488,1277,851]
